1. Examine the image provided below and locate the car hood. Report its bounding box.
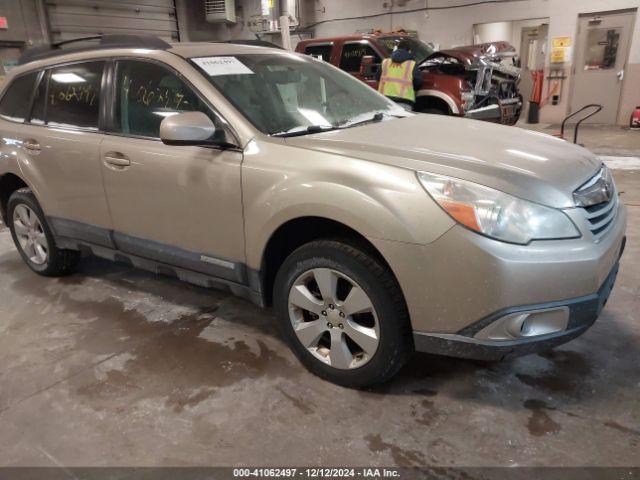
[284,115,601,208]
[433,41,517,64]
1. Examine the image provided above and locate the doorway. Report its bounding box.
[570,9,636,124]
[519,24,549,118]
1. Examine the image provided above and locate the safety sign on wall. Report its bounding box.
[551,36,572,63]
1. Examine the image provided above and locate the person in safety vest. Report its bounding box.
[376,39,422,111]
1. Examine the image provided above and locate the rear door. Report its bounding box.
[0,61,112,244]
[99,59,245,282]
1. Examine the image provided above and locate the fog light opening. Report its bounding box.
[520,316,538,337]
[475,307,570,341]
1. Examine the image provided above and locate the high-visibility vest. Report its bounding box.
[378,58,416,103]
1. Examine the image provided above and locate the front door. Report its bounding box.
[570,9,636,124]
[338,41,382,89]
[100,59,245,282]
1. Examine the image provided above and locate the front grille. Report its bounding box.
[574,165,619,242]
[581,191,619,241]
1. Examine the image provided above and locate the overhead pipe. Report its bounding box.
[278,0,298,50]
[280,14,292,50]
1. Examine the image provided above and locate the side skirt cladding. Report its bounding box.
[48,217,265,307]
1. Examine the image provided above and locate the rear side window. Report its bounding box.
[339,43,381,72]
[113,60,219,139]
[30,70,47,125]
[305,44,332,62]
[47,62,104,130]
[0,71,39,122]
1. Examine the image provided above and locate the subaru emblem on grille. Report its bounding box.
[574,166,615,207]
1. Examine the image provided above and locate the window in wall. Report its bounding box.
[584,28,621,70]
[0,71,39,122]
[305,44,332,62]
[339,43,381,72]
[114,60,220,139]
[47,62,104,129]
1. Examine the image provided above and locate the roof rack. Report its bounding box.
[18,34,172,65]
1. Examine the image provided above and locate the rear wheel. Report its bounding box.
[8,190,79,276]
[274,240,412,388]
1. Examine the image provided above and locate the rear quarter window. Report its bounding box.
[0,71,39,122]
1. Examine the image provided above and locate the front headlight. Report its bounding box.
[417,171,580,245]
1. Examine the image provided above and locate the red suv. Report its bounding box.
[296,34,523,125]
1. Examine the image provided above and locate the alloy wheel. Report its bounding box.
[13,204,48,265]
[288,268,380,369]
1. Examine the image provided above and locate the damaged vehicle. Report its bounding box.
[423,41,523,124]
[296,34,523,125]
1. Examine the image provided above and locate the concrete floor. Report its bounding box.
[518,122,640,157]
[0,144,639,467]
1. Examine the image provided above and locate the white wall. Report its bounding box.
[473,21,513,44]
[473,17,547,53]
[305,0,640,124]
[176,0,257,42]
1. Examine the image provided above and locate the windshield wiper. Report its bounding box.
[273,125,338,138]
[339,112,400,129]
[274,111,401,137]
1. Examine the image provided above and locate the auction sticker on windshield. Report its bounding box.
[192,56,254,76]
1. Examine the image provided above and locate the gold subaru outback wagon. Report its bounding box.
[0,35,626,387]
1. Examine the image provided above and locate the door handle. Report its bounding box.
[617,69,624,81]
[104,152,131,168]
[22,139,41,155]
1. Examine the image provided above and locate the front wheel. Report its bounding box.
[274,240,412,388]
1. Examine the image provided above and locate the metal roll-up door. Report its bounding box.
[46,0,179,42]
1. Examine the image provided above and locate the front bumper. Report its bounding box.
[369,202,627,359]
[413,254,623,360]
[464,96,523,125]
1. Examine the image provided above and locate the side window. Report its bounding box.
[0,71,39,122]
[114,60,219,139]
[47,62,104,130]
[339,43,381,72]
[305,44,332,62]
[30,70,48,125]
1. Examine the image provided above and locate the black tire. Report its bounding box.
[7,189,80,276]
[420,107,448,115]
[274,239,413,388]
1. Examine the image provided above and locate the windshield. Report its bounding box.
[191,53,406,136]
[376,36,435,63]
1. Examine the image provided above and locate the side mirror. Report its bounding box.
[360,55,380,78]
[160,111,220,146]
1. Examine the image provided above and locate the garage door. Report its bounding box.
[46,0,179,43]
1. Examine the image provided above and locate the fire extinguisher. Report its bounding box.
[631,106,640,130]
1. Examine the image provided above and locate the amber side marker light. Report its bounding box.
[440,200,481,232]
